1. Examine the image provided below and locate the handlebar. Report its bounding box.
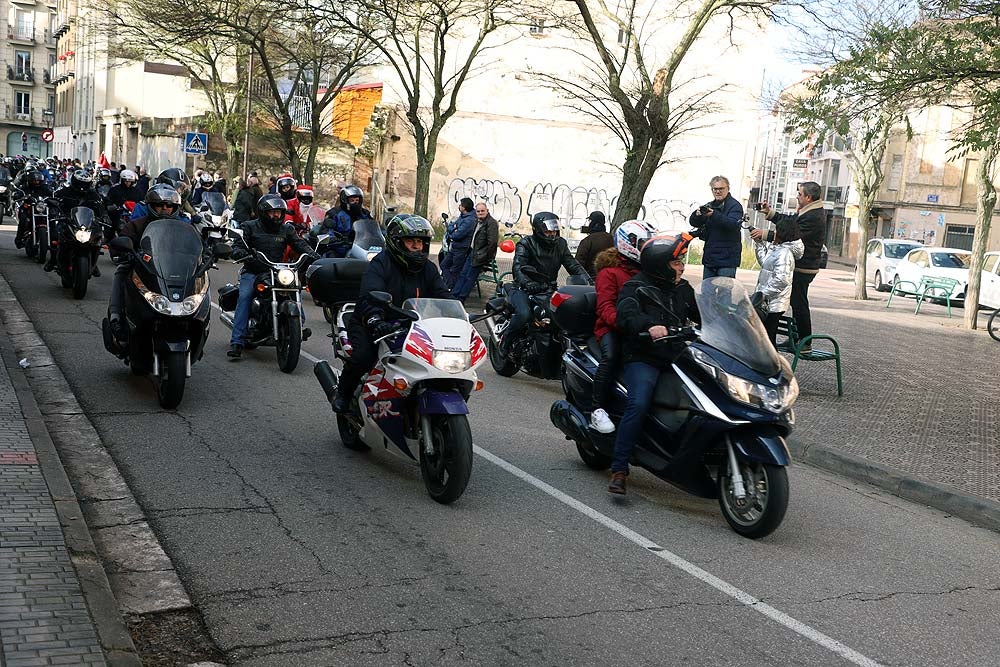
[638,326,699,343]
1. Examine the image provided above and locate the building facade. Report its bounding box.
[2,0,57,156]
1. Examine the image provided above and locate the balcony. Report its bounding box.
[7,26,36,44]
[6,65,36,84]
[42,28,56,47]
[0,105,42,126]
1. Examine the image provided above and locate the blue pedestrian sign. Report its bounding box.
[184,132,208,155]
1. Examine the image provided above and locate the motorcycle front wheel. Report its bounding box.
[72,255,90,299]
[420,414,473,504]
[157,351,187,410]
[276,315,301,373]
[487,335,518,377]
[35,229,47,265]
[718,461,788,539]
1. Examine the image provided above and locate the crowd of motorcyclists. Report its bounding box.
[1,154,805,515]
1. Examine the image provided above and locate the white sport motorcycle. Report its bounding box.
[313,287,488,503]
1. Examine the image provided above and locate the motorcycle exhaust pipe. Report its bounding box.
[484,316,498,343]
[313,360,339,402]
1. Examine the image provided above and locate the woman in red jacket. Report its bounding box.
[590,220,657,434]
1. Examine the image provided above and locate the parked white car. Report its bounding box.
[891,247,972,299]
[981,251,1000,309]
[865,238,924,291]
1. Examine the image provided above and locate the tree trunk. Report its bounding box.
[613,127,667,229]
[963,146,998,330]
[853,196,872,300]
[411,124,439,219]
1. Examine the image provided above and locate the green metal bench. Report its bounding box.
[775,316,843,396]
[474,260,512,298]
[886,276,961,318]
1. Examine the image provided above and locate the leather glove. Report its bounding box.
[371,320,398,340]
[524,281,546,294]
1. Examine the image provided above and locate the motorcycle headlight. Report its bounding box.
[277,268,296,286]
[432,350,471,373]
[146,293,172,314]
[35,202,47,213]
[180,293,204,315]
[690,347,798,413]
[0,186,7,193]
[74,228,92,243]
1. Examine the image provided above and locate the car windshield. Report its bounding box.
[201,192,228,215]
[885,243,920,259]
[402,298,468,321]
[931,252,971,268]
[696,278,783,376]
[354,218,385,250]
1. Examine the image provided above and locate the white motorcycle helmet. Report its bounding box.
[614,220,657,264]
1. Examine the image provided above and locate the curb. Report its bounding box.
[788,437,1000,534]
[0,326,141,666]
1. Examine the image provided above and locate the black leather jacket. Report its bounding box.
[355,251,452,326]
[233,218,315,274]
[51,186,107,221]
[512,234,589,290]
[617,274,700,366]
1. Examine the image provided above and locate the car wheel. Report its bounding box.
[874,270,885,292]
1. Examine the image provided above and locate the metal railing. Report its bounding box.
[6,65,35,83]
[7,25,36,42]
[0,105,43,124]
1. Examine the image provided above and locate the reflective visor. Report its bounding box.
[540,219,560,232]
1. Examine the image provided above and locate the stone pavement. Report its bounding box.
[465,256,1000,532]
[0,275,139,664]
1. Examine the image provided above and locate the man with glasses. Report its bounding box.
[689,175,745,279]
[451,202,499,302]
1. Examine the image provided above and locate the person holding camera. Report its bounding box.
[689,176,745,279]
[751,181,827,352]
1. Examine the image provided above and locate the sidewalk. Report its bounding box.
[0,296,138,664]
[465,260,1000,533]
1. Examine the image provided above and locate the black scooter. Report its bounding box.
[101,218,230,409]
[549,277,797,539]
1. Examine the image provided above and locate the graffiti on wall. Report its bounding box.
[526,183,615,230]
[446,177,523,227]
[639,199,700,230]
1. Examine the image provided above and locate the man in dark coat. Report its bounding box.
[451,202,500,302]
[574,210,614,277]
[689,175,745,279]
[753,180,827,349]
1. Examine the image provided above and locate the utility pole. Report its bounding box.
[241,51,254,179]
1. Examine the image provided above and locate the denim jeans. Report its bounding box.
[230,272,257,346]
[441,249,469,288]
[610,361,661,473]
[703,265,738,279]
[451,260,483,302]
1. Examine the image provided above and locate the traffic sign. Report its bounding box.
[183,131,208,155]
[41,129,54,143]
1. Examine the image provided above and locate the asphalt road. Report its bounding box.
[2,231,999,667]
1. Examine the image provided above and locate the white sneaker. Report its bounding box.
[590,408,615,434]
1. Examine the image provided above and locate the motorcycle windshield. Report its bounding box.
[71,207,94,229]
[201,192,227,215]
[139,219,204,296]
[402,298,468,321]
[695,277,782,375]
[354,218,385,250]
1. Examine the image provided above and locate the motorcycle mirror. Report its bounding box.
[109,237,134,254]
[213,243,233,259]
[370,291,392,306]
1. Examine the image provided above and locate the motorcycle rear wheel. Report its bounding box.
[420,414,473,504]
[276,316,301,373]
[718,462,788,539]
[72,256,90,299]
[337,412,369,451]
[575,439,611,470]
[157,351,187,410]
[323,306,333,324]
[487,335,518,377]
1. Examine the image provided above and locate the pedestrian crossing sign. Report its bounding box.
[184,132,208,155]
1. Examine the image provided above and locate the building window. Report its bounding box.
[15,50,31,76]
[47,94,55,113]
[887,154,903,191]
[13,8,34,39]
[528,17,545,35]
[617,27,628,45]
[15,91,31,116]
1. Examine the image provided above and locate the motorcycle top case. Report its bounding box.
[306,257,368,304]
[217,283,239,311]
[551,285,597,338]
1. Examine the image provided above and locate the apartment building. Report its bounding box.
[2,0,57,156]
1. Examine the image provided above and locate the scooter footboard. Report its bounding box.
[418,390,469,415]
[731,429,790,466]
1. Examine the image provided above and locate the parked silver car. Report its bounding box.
[865,238,924,291]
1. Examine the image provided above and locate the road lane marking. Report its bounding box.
[474,445,884,667]
[210,302,323,364]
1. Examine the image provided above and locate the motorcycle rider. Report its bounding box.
[227,194,319,359]
[46,170,107,276]
[607,233,701,496]
[12,169,53,249]
[95,168,114,197]
[131,168,194,220]
[499,211,590,358]
[311,185,370,258]
[331,213,452,415]
[105,169,143,236]
[191,171,221,206]
[107,184,185,348]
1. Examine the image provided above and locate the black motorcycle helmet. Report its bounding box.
[26,170,45,188]
[144,184,182,220]
[70,169,93,192]
[97,168,112,184]
[639,232,694,287]
[155,167,190,191]
[275,176,296,201]
[339,185,364,216]
[530,211,561,248]
[385,213,433,273]
[257,193,288,231]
